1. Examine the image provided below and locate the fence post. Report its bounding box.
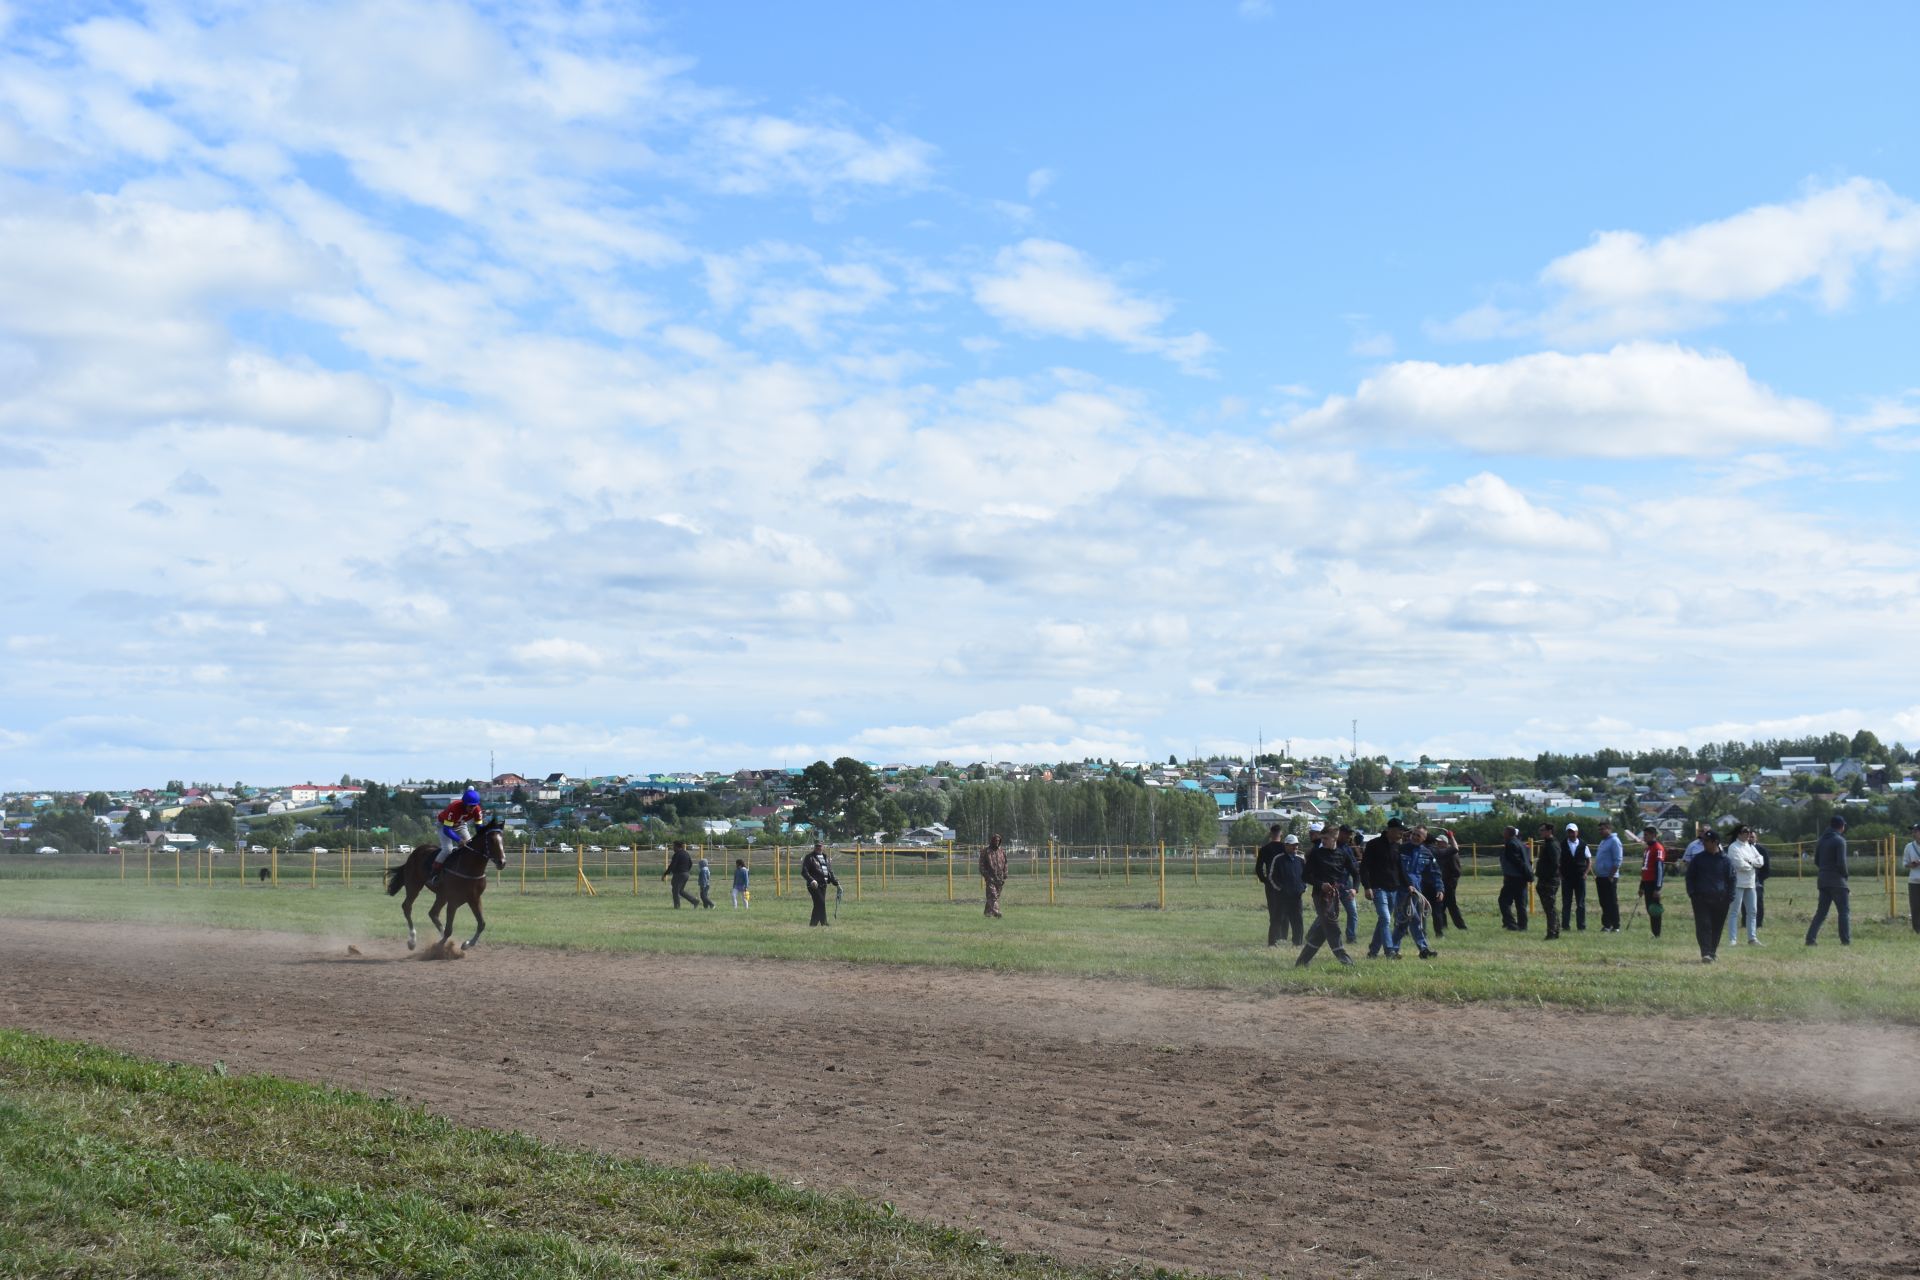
[946,843,954,902]
[308,846,315,888]
[146,845,151,884]
[1158,841,1166,910]
[345,844,352,889]
[271,845,278,886]
[631,845,638,895]
[1048,839,1056,906]
[1124,844,1131,884]
[175,846,181,887]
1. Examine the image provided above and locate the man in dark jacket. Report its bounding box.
[1335,825,1363,943]
[1532,823,1562,940]
[1392,828,1441,959]
[1362,818,1409,958]
[1430,829,1467,935]
[1254,826,1296,947]
[1685,828,1735,962]
[1805,816,1851,946]
[801,841,839,927]
[1498,826,1533,930]
[661,840,701,909]
[1295,826,1356,968]
[1558,822,1589,932]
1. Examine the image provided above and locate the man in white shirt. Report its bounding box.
[1725,826,1766,945]
[1904,822,1920,936]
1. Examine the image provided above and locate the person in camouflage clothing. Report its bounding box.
[980,833,1009,918]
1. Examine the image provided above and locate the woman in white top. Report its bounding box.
[1726,826,1765,945]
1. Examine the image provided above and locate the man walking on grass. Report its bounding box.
[1255,825,1291,947]
[1532,822,1562,940]
[1805,815,1851,947]
[661,841,701,909]
[1362,818,1410,959]
[1686,828,1734,963]
[1295,825,1356,968]
[1498,825,1533,931]
[1592,820,1624,933]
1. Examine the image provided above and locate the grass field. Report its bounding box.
[4,853,1916,1022]
[0,1029,1174,1279]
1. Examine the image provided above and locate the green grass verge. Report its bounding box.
[0,1029,1181,1279]
[3,864,1917,1022]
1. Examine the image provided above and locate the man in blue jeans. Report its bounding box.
[1805,815,1851,947]
[1361,818,1409,958]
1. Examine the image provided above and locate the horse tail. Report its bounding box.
[384,861,407,896]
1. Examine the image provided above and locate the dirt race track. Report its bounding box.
[4,918,1918,1279]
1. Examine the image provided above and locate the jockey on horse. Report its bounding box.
[428,786,485,886]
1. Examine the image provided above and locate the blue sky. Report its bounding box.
[3,0,1919,788]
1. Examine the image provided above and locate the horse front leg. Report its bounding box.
[465,892,485,949]
[401,884,421,950]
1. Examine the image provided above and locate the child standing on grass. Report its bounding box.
[697,856,715,909]
[733,858,749,908]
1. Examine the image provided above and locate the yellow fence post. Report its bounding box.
[1048,839,1056,906]
[631,845,638,896]
[271,845,278,886]
[946,843,954,902]
[543,845,550,883]
[345,844,352,889]
[1124,844,1131,884]
[145,845,151,884]
[309,845,316,889]
[1192,845,1198,880]
[174,845,181,887]
[855,846,862,901]
[1158,842,1166,910]
[575,843,597,897]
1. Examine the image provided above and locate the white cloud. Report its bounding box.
[510,638,606,669]
[1441,178,1920,343]
[1025,167,1054,199]
[974,239,1214,371]
[1287,341,1830,457]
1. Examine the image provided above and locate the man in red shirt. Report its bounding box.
[430,787,485,883]
[1634,824,1669,937]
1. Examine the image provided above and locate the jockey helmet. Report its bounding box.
[463,787,481,805]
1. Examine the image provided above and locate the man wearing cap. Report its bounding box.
[1430,828,1467,936]
[1362,818,1410,958]
[1591,820,1625,933]
[1635,825,1669,937]
[1805,815,1851,947]
[1903,823,1920,935]
[1255,826,1305,948]
[1295,825,1357,968]
[1531,822,1562,940]
[1497,825,1533,930]
[1558,822,1590,933]
[1685,827,1735,963]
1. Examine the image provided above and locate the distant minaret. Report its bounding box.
[1255,731,1262,809]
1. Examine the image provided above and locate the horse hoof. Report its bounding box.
[407,937,416,951]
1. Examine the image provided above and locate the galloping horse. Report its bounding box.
[384,818,506,950]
